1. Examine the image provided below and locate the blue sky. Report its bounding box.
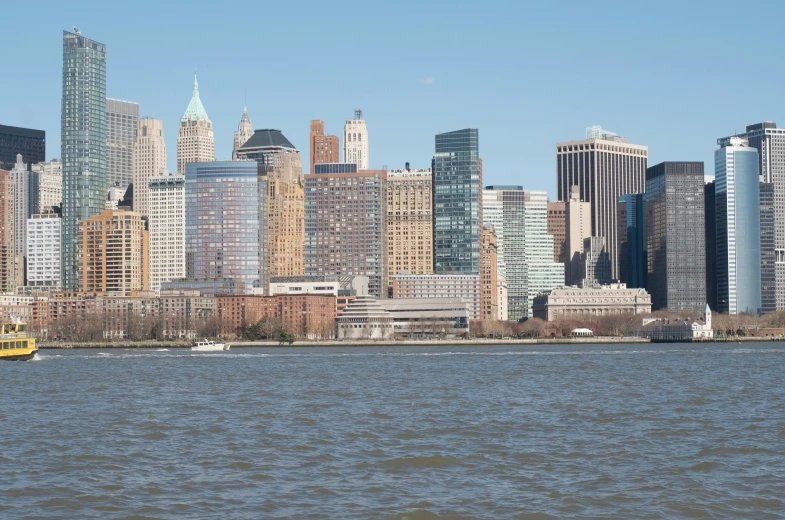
[3,0,784,196]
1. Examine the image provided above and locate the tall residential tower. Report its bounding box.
[106,98,139,190]
[132,118,167,218]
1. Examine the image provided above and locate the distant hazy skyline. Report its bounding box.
[3,0,785,197]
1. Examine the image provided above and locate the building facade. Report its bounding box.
[760,182,775,313]
[579,236,612,287]
[177,76,214,175]
[304,169,387,298]
[390,273,481,320]
[387,167,433,281]
[378,298,470,337]
[26,209,61,289]
[132,118,167,218]
[532,283,652,321]
[77,208,149,295]
[565,185,592,286]
[715,137,761,315]
[10,154,33,260]
[343,110,368,170]
[0,169,14,293]
[31,159,62,210]
[547,201,566,267]
[480,225,499,320]
[433,128,481,274]
[185,161,266,291]
[148,175,185,293]
[106,98,139,190]
[482,186,520,280]
[617,193,647,289]
[62,30,107,291]
[335,295,394,340]
[645,162,707,312]
[556,130,648,278]
[704,181,717,311]
[0,125,45,171]
[232,106,253,160]
[309,120,339,173]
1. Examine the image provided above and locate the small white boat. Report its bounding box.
[191,340,230,352]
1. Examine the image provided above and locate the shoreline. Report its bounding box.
[36,336,779,349]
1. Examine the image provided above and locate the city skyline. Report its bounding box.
[5,2,785,198]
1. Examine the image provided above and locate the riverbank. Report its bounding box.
[35,336,780,349]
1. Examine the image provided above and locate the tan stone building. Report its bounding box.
[177,76,214,175]
[532,283,651,321]
[132,118,167,218]
[0,169,14,293]
[387,167,432,282]
[309,120,339,173]
[547,200,566,264]
[77,208,149,295]
[565,185,592,285]
[480,225,499,320]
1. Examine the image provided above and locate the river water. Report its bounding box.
[2,344,784,519]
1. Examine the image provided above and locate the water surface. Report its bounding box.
[2,343,784,518]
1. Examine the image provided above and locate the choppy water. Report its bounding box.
[2,343,785,519]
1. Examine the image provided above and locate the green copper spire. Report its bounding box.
[181,74,209,122]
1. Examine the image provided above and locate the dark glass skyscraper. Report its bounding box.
[760,182,776,313]
[704,181,717,311]
[617,193,647,289]
[645,162,706,312]
[433,129,481,274]
[0,125,45,170]
[61,30,107,290]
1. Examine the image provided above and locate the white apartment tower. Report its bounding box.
[10,154,30,258]
[344,109,368,170]
[26,209,61,288]
[177,75,214,175]
[148,175,185,293]
[31,159,62,210]
[132,118,167,218]
[232,106,253,159]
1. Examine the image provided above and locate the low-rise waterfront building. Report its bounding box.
[645,304,714,340]
[377,298,469,338]
[532,283,652,321]
[390,273,481,320]
[335,295,394,340]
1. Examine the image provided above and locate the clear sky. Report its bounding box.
[3,0,784,197]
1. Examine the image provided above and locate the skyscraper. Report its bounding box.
[232,106,253,160]
[26,208,61,289]
[547,201,566,265]
[480,225,499,320]
[433,129,482,274]
[501,188,564,320]
[106,98,139,190]
[565,186,592,286]
[310,120,339,173]
[483,185,521,281]
[304,169,387,298]
[645,162,706,312]
[0,169,14,293]
[722,122,785,311]
[760,182,776,313]
[31,159,62,211]
[579,236,612,287]
[556,129,648,278]
[148,174,185,293]
[177,75,214,175]
[132,118,167,218]
[61,30,107,291]
[704,181,717,310]
[715,137,761,315]
[185,161,266,291]
[387,166,433,280]
[10,155,32,259]
[617,193,647,289]
[0,125,45,170]
[344,110,368,170]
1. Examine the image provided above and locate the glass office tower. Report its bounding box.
[61,30,107,290]
[433,129,481,274]
[185,161,267,291]
[715,137,761,315]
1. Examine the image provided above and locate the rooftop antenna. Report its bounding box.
[354,109,363,120]
[73,26,81,36]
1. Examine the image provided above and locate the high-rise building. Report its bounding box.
[26,208,61,289]
[236,129,305,282]
[704,181,717,311]
[483,185,521,281]
[565,186,592,286]
[132,118,167,218]
[232,106,253,160]
[715,137,761,315]
[579,236,612,287]
[10,154,35,260]
[502,189,565,320]
[344,110,368,170]
[0,169,14,293]
[617,193,647,289]
[645,162,706,312]
[556,130,648,278]
[547,201,566,265]
[177,75,214,175]
[480,225,499,320]
[0,124,45,170]
[387,167,433,281]
[148,175,185,293]
[305,169,387,298]
[106,98,139,190]
[185,161,266,292]
[722,122,785,311]
[61,30,107,291]
[309,120,339,173]
[78,208,149,295]
[433,128,482,274]
[31,159,62,211]
[760,182,776,313]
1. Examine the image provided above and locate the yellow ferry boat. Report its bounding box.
[0,321,37,361]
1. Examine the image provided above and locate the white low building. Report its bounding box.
[26,209,61,289]
[646,304,714,340]
[335,295,394,340]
